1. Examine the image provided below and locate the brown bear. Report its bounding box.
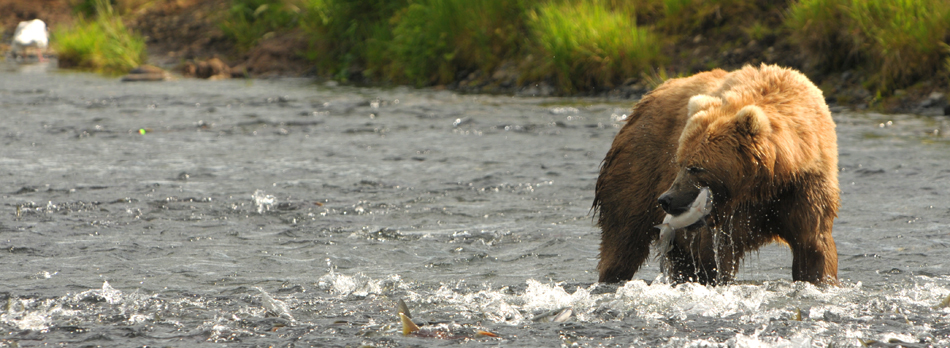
[593,64,839,285]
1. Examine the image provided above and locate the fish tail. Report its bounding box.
[400,313,419,335]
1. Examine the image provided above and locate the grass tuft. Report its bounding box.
[219,0,301,53]
[73,0,155,17]
[847,0,950,89]
[299,0,408,81]
[655,0,759,34]
[787,0,950,91]
[387,0,527,86]
[54,0,146,75]
[527,0,660,92]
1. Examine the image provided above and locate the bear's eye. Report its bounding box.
[686,166,706,174]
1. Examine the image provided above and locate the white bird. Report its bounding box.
[11,19,49,62]
[654,187,713,254]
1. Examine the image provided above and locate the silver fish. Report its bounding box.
[654,187,712,254]
[531,307,573,322]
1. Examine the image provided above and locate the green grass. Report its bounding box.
[72,0,155,17]
[659,0,699,32]
[387,0,527,86]
[787,0,950,91]
[785,0,852,70]
[298,0,408,81]
[742,21,772,42]
[527,0,660,92]
[54,1,146,75]
[847,0,950,89]
[636,0,761,35]
[191,0,950,98]
[219,0,301,52]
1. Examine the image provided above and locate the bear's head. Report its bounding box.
[658,94,776,221]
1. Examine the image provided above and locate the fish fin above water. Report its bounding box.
[400,313,420,335]
[475,330,499,337]
[936,293,950,309]
[397,299,412,318]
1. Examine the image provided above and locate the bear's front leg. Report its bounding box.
[597,214,657,283]
[790,221,838,285]
[777,201,839,285]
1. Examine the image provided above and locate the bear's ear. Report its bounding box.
[735,105,771,136]
[687,95,722,118]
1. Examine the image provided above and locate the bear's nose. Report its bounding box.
[657,193,673,214]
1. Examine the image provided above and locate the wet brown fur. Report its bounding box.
[594,64,839,285]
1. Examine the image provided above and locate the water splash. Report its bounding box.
[258,287,296,324]
[679,330,814,348]
[1,298,56,331]
[72,281,124,305]
[1,282,123,332]
[549,106,579,115]
[251,189,276,214]
[316,271,386,298]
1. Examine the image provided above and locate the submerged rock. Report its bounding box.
[916,91,949,116]
[182,57,231,80]
[121,65,172,82]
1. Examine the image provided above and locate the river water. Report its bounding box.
[1,62,948,347]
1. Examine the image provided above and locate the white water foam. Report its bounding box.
[312,270,949,346]
[316,270,399,298]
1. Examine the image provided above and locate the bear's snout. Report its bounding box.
[657,190,697,216]
[657,192,676,214]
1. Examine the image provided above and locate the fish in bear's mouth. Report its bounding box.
[654,187,713,253]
